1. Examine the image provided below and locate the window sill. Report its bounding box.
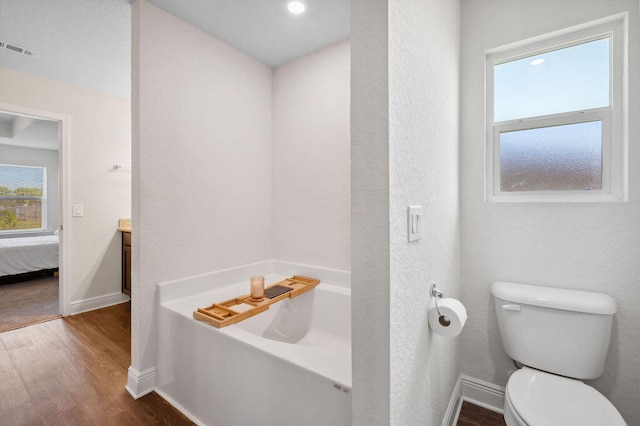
[0,229,49,238]
[486,191,627,203]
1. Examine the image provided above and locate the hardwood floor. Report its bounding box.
[0,276,60,332]
[457,401,507,426]
[0,302,193,425]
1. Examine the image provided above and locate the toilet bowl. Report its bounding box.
[503,367,626,426]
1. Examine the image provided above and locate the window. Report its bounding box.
[0,164,47,232]
[485,14,628,202]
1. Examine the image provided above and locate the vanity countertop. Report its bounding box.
[118,219,131,232]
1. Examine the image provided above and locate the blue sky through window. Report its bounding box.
[494,37,610,122]
[0,165,44,191]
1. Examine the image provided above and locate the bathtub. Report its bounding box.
[156,265,351,426]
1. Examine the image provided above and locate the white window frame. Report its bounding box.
[485,13,628,202]
[0,164,48,234]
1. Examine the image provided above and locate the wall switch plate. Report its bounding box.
[73,204,84,217]
[407,205,423,242]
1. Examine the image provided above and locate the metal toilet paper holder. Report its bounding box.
[431,284,451,327]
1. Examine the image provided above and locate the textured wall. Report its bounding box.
[132,0,273,372]
[388,0,461,424]
[272,40,351,272]
[0,144,59,235]
[460,1,640,423]
[351,0,461,424]
[351,0,391,423]
[0,67,131,305]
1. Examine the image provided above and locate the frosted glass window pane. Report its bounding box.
[500,121,602,192]
[495,38,610,122]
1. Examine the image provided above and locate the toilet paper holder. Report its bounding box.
[431,284,451,327]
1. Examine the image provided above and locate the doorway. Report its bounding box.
[0,103,70,323]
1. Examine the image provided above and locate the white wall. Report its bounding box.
[352,0,461,424]
[460,1,640,423]
[0,66,131,307]
[135,2,462,424]
[0,144,59,235]
[351,0,391,422]
[388,0,461,424]
[132,0,273,374]
[272,40,351,272]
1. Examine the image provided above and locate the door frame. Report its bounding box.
[0,102,71,316]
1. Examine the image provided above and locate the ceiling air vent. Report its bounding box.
[0,41,35,57]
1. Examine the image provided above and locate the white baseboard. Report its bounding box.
[443,375,506,425]
[461,375,505,413]
[69,292,130,315]
[125,366,156,399]
[442,375,464,426]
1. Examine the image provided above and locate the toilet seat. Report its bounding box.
[506,367,626,426]
[504,390,527,426]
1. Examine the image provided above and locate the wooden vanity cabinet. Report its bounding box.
[122,231,131,296]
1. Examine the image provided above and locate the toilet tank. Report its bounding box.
[491,281,616,380]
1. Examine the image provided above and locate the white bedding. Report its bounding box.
[0,235,59,277]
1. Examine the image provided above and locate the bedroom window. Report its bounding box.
[485,14,627,202]
[0,164,47,232]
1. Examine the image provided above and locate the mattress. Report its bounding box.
[0,235,59,277]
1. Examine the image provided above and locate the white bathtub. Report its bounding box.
[156,266,351,426]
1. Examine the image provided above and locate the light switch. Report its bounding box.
[407,205,423,242]
[73,204,84,217]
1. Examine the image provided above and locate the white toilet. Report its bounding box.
[491,281,627,426]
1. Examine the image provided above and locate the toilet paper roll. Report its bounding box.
[428,298,467,337]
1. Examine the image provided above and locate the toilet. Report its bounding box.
[491,281,627,426]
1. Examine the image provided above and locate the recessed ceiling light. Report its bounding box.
[530,58,545,66]
[287,1,305,14]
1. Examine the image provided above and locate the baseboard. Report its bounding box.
[461,375,505,413]
[69,292,130,315]
[125,366,156,399]
[443,375,506,425]
[441,375,464,426]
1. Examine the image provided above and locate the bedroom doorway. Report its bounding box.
[0,103,70,327]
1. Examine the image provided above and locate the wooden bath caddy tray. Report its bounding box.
[193,275,320,329]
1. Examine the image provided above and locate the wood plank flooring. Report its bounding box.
[0,276,60,332]
[0,302,193,425]
[457,401,506,426]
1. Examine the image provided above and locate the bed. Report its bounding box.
[0,235,59,278]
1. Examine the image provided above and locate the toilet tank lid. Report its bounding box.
[492,282,617,315]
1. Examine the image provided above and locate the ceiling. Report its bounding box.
[0,1,349,149]
[0,0,350,99]
[0,0,132,98]
[147,0,350,68]
[0,112,59,151]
